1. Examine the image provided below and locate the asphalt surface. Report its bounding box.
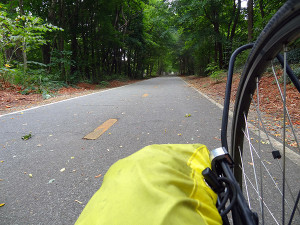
[0,77,224,224]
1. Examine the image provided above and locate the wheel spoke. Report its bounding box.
[238,146,251,209]
[242,129,294,212]
[282,46,287,225]
[242,170,280,225]
[249,75,300,217]
[271,61,300,152]
[256,77,265,225]
[243,113,263,215]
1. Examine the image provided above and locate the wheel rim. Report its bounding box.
[231,6,300,224]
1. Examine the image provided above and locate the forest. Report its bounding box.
[0,0,285,91]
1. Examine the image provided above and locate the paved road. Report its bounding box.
[0,77,224,224]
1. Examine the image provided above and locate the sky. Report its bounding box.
[241,0,248,9]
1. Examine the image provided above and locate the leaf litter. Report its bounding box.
[48,179,55,184]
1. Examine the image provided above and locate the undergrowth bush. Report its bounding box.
[205,62,226,83]
[0,62,67,97]
[99,80,110,87]
[293,66,300,79]
[102,73,128,82]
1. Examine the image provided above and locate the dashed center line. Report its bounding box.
[83,119,117,140]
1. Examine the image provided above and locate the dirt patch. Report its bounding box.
[0,80,139,115]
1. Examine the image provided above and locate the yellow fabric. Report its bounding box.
[75,144,222,225]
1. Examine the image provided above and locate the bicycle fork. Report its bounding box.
[202,147,258,225]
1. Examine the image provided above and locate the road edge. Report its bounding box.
[181,77,300,166]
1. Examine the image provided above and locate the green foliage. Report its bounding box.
[49,49,75,82]
[0,2,63,93]
[210,70,226,83]
[102,74,128,82]
[205,63,219,76]
[99,81,110,88]
[12,14,63,51]
[0,0,286,89]
[204,62,225,83]
[292,66,300,79]
[170,0,284,75]
[288,48,300,64]
[234,49,251,71]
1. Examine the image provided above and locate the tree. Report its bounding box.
[12,14,62,72]
[247,0,253,41]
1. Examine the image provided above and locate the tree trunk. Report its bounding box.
[82,32,89,79]
[70,1,79,77]
[19,0,24,15]
[22,40,27,72]
[19,0,27,72]
[42,44,51,65]
[91,19,96,82]
[127,50,132,78]
[247,0,254,42]
[213,20,223,68]
[230,0,241,42]
[59,0,66,80]
[259,0,265,19]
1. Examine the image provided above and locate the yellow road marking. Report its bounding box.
[83,119,117,140]
[142,93,149,97]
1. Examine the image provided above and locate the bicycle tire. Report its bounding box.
[231,0,300,184]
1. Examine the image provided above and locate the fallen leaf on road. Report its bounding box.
[29,174,33,178]
[71,157,75,159]
[248,162,253,166]
[0,203,5,207]
[60,168,66,172]
[185,114,191,117]
[48,179,55,184]
[37,144,42,147]
[178,133,182,136]
[95,174,102,178]
[75,200,83,204]
[0,161,4,163]
[22,133,32,140]
[289,142,298,147]
[0,179,3,181]
[263,160,271,165]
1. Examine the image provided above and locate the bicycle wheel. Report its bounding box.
[231,0,300,224]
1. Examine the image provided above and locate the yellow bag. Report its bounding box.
[75,144,222,225]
